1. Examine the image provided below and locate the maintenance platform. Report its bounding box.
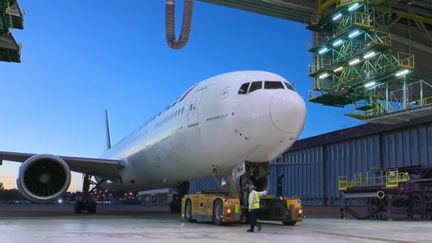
[0,0,23,62]
[339,165,432,220]
[201,0,432,124]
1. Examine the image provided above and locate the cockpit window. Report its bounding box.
[249,81,262,93]
[284,82,295,91]
[238,83,250,94]
[264,81,285,90]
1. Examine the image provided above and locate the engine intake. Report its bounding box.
[17,154,71,202]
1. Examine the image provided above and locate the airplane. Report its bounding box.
[0,70,306,214]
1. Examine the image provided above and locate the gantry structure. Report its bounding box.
[200,0,432,124]
[0,0,23,63]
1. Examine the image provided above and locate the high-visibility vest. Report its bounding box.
[251,190,260,209]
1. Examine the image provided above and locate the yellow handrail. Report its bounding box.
[424,97,432,105]
[353,12,371,28]
[338,176,348,190]
[398,52,415,69]
[385,170,410,188]
[372,31,392,48]
[337,0,360,7]
[339,168,411,190]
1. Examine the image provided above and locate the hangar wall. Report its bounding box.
[190,116,432,206]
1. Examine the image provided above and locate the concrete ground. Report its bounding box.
[0,204,431,243]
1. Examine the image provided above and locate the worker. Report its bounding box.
[247,185,267,233]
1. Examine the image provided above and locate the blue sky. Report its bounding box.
[0,1,360,191]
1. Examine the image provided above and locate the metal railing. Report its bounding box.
[338,168,411,191]
[337,0,360,7]
[372,31,391,48]
[397,52,415,69]
[353,12,371,28]
[385,169,410,188]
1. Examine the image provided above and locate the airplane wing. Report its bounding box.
[0,151,125,180]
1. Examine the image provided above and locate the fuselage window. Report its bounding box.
[284,82,295,91]
[249,81,262,93]
[264,81,285,90]
[238,83,250,94]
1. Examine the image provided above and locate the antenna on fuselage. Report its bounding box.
[105,109,112,150]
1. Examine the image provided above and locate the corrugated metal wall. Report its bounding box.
[268,147,324,206]
[382,126,432,168]
[190,122,432,206]
[190,177,222,193]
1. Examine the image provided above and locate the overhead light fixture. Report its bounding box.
[319,72,330,79]
[333,39,344,47]
[334,66,344,73]
[348,30,361,39]
[395,69,410,77]
[363,51,377,59]
[318,47,329,55]
[364,81,376,88]
[332,13,343,21]
[349,58,360,66]
[348,3,361,12]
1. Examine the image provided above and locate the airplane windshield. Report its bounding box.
[249,81,262,93]
[264,81,285,90]
[238,83,250,94]
[239,81,292,95]
[284,82,295,91]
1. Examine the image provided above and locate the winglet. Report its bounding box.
[105,109,112,150]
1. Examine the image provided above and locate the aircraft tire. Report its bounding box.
[74,201,83,214]
[88,201,97,214]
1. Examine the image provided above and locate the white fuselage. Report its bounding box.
[101,71,306,191]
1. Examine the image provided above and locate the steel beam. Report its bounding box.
[392,34,432,55]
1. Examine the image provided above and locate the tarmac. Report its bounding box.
[0,204,431,243]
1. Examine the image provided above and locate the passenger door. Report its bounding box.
[187,87,206,127]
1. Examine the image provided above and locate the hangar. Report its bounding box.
[191,115,432,214]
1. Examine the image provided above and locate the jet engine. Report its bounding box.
[17,154,71,202]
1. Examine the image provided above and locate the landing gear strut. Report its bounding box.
[74,174,105,214]
[170,181,190,213]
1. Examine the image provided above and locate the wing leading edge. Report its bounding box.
[0,151,125,180]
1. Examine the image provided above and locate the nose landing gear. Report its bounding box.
[170,181,190,213]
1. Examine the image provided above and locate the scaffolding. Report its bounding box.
[0,0,23,63]
[308,0,432,123]
[338,166,432,220]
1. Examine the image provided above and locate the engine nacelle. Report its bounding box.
[17,154,71,202]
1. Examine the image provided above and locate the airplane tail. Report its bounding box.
[105,109,112,151]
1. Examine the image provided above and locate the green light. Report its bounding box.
[332,13,343,21]
[348,3,360,12]
[319,72,330,79]
[363,51,376,59]
[333,39,344,47]
[334,66,344,73]
[349,58,360,66]
[364,81,376,88]
[348,30,361,39]
[395,69,410,77]
[318,47,329,55]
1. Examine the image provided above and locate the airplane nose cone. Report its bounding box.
[270,92,306,133]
